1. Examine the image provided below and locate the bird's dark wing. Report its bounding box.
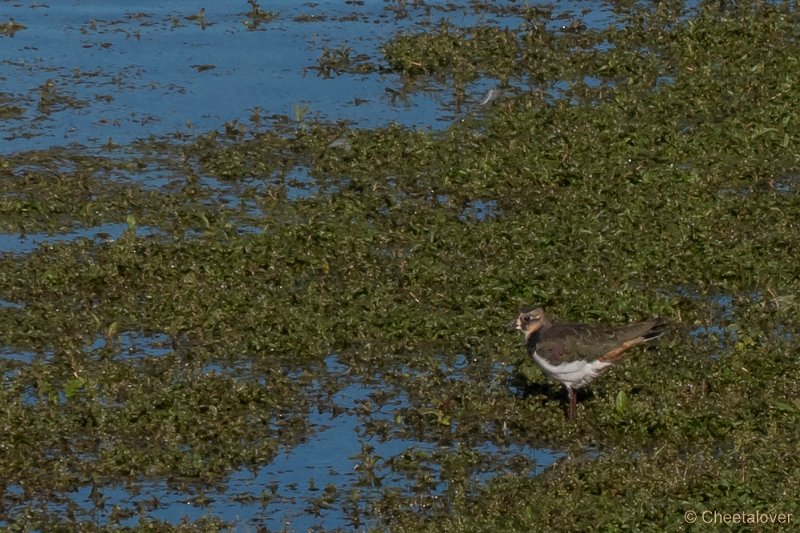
[536,320,665,364]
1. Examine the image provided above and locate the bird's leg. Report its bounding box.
[567,386,576,420]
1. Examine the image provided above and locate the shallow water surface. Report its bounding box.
[0,0,547,153]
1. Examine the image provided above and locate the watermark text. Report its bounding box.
[684,509,793,526]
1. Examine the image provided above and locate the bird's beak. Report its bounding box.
[507,320,519,333]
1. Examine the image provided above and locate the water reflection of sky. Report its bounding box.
[1,0,618,153]
[0,222,160,254]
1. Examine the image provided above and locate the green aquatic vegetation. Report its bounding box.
[312,45,375,78]
[384,21,522,82]
[0,102,24,120]
[0,18,26,37]
[3,1,800,530]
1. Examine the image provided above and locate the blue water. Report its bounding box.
[0,0,631,154]
[0,222,161,254]
[0,0,533,154]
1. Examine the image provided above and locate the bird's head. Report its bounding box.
[508,307,548,338]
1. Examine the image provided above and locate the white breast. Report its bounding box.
[531,351,611,389]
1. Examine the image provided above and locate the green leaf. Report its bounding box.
[65,378,86,399]
[615,390,629,415]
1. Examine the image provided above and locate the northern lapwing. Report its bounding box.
[509,307,667,420]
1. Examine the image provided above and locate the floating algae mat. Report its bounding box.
[3,0,800,531]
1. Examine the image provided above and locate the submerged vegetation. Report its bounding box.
[2,1,800,530]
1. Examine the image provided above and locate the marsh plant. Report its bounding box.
[1,1,800,530]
